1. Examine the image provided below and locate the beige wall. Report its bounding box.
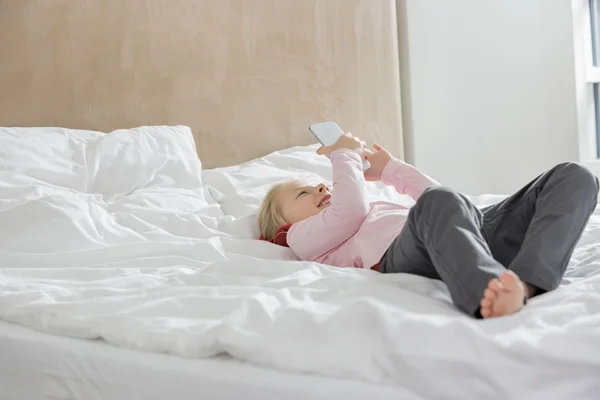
[0,0,403,168]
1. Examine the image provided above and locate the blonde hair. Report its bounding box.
[258,182,290,240]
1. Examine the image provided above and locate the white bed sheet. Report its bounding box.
[0,320,412,400]
[1,126,600,399]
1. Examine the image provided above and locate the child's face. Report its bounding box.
[279,181,332,224]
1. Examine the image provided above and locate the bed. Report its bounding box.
[1,125,600,400]
[0,319,409,400]
[1,1,600,400]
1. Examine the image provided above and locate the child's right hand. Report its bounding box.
[363,144,393,181]
[316,133,367,158]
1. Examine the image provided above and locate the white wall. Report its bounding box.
[398,0,579,195]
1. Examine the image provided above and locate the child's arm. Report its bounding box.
[287,148,370,261]
[381,159,440,201]
[365,144,440,201]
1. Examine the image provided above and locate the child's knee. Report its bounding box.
[556,162,599,198]
[417,186,465,209]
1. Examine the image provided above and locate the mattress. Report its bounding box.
[1,126,600,399]
[0,320,411,400]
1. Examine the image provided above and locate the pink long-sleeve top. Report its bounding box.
[287,149,440,270]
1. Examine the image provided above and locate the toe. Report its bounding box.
[489,278,504,292]
[499,270,521,293]
[480,305,491,318]
[484,288,497,300]
[480,294,493,318]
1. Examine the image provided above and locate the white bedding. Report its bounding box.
[1,126,600,399]
[0,320,412,400]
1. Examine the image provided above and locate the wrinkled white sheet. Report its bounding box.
[1,126,600,399]
[0,320,414,400]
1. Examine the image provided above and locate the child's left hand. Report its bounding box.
[363,144,392,181]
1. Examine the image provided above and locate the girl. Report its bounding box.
[258,133,599,318]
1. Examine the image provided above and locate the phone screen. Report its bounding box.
[309,122,344,146]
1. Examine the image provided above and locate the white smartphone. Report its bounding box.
[309,121,370,170]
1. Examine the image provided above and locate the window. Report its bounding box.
[573,0,600,173]
[590,0,600,156]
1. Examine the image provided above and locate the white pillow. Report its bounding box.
[84,125,203,196]
[0,126,213,252]
[0,125,205,200]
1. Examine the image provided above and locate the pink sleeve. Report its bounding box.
[380,159,440,201]
[287,149,370,261]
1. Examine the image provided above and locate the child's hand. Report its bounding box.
[316,133,367,158]
[363,144,392,181]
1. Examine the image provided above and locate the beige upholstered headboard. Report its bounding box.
[0,0,403,168]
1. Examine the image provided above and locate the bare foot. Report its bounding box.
[479,285,498,318]
[480,271,526,318]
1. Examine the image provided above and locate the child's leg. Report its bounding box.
[481,162,598,295]
[380,186,506,317]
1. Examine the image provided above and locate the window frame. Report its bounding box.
[573,0,600,175]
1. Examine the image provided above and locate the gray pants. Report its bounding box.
[380,162,599,317]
